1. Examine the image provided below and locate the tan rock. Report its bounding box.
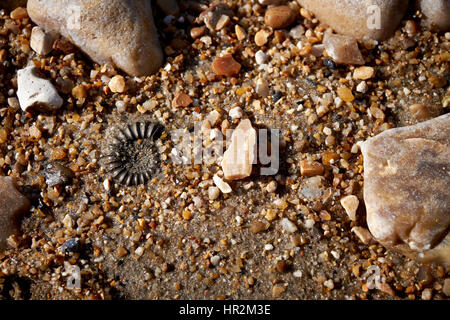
[265,5,297,29]
[297,0,409,41]
[211,55,241,77]
[27,0,163,76]
[108,75,127,93]
[323,32,364,65]
[360,114,450,266]
[0,176,30,250]
[419,0,450,31]
[222,119,257,180]
[353,66,375,80]
[340,195,359,221]
[30,26,59,56]
[235,25,247,41]
[10,6,28,19]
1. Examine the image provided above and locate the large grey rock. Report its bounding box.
[27,0,163,76]
[418,0,450,31]
[360,114,450,266]
[297,0,409,41]
[0,176,30,250]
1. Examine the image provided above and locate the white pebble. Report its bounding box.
[255,50,269,65]
[264,244,274,251]
[356,81,368,93]
[213,175,232,194]
[280,218,298,233]
[229,107,243,119]
[340,195,359,221]
[17,66,63,112]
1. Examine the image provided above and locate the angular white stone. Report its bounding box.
[340,195,359,221]
[222,119,257,180]
[30,26,58,56]
[17,66,63,112]
[281,218,298,233]
[213,174,232,194]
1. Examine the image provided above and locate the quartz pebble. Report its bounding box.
[264,6,297,29]
[27,0,163,76]
[172,92,193,108]
[351,226,372,245]
[222,119,257,180]
[0,176,31,250]
[297,0,409,41]
[108,75,127,93]
[360,114,450,266]
[340,195,359,221]
[211,55,241,77]
[281,218,298,233]
[213,175,232,194]
[208,186,220,200]
[17,66,63,112]
[419,0,450,31]
[353,66,375,80]
[323,33,364,65]
[255,50,269,65]
[229,107,243,119]
[30,26,58,56]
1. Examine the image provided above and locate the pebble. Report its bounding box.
[254,29,270,46]
[30,26,58,56]
[44,163,74,187]
[280,218,298,233]
[337,86,355,102]
[211,55,241,77]
[255,50,269,65]
[256,78,270,97]
[272,285,285,298]
[229,107,243,119]
[172,92,193,108]
[71,84,88,99]
[419,0,450,31]
[208,186,220,200]
[276,260,288,273]
[10,6,28,19]
[264,244,274,251]
[297,0,409,41]
[351,226,372,245]
[356,81,368,93]
[323,32,364,65]
[340,195,359,221]
[61,238,80,253]
[190,26,206,39]
[421,288,432,300]
[264,6,297,29]
[213,174,232,194]
[300,160,324,177]
[210,255,220,266]
[222,119,257,180]
[293,270,303,278]
[198,3,233,32]
[360,114,450,265]
[235,25,247,41]
[108,75,127,93]
[27,0,163,76]
[443,279,450,297]
[353,66,375,80]
[0,176,31,250]
[265,181,277,193]
[17,66,63,112]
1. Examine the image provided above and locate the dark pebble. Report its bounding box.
[61,238,80,253]
[272,90,283,103]
[323,58,337,70]
[44,163,74,187]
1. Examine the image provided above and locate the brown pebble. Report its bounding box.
[53,38,77,54]
[276,260,288,273]
[172,92,193,108]
[443,279,450,297]
[10,7,28,19]
[190,26,206,39]
[117,246,128,258]
[250,221,268,234]
[211,54,241,77]
[272,285,285,298]
[264,6,296,29]
[72,84,88,99]
[300,160,324,177]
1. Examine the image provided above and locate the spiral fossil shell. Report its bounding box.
[103,121,163,186]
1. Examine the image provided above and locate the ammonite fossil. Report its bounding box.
[103,121,163,186]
